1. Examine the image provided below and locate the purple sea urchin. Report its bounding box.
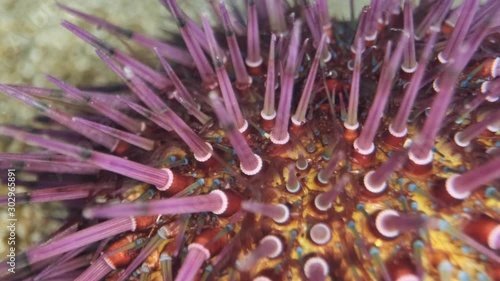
[1,0,500,280]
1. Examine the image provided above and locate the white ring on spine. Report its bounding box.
[445,175,470,200]
[188,243,210,259]
[375,209,400,238]
[209,190,229,215]
[157,168,174,191]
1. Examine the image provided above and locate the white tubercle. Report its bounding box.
[291,115,303,126]
[238,119,249,133]
[408,150,433,165]
[253,277,272,281]
[310,223,332,245]
[240,154,263,176]
[103,257,117,270]
[157,168,174,191]
[304,256,329,279]
[353,139,375,155]
[194,143,213,162]
[491,57,499,78]
[245,57,263,68]
[453,132,470,148]
[344,121,359,131]
[260,235,283,258]
[314,194,331,211]
[445,175,470,200]
[389,124,408,138]
[363,171,387,194]
[188,243,211,259]
[365,31,377,42]
[270,132,290,145]
[322,50,332,63]
[487,122,500,133]
[437,52,448,64]
[261,110,277,120]
[272,204,290,224]
[209,190,229,215]
[401,62,418,74]
[432,79,440,92]
[488,225,500,250]
[375,209,401,238]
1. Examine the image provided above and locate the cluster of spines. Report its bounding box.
[1,0,500,280]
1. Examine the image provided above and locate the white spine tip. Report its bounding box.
[273,204,290,224]
[240,154,263,175]
[304,257,329,278]
[376,209,401,238]
[408,150,433,165]
[210,190,229,215]
[194,143,213,162]
[363,171,387,194]
[157,168,174,191]
[310,223,332,245]
[453,132,469,147]
[445,175,470,200]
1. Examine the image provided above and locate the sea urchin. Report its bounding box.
[1,0,500,280]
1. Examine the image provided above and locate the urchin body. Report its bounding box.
[1,0,500,280]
